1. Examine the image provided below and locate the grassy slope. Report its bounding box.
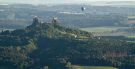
[72,65,117,69]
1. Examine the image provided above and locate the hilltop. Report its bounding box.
[0,17,135,69]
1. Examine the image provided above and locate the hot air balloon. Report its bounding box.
[81,7,86,11]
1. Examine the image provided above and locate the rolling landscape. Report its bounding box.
[0,1,135,69]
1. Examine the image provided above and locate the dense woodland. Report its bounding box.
[0,18,135,69]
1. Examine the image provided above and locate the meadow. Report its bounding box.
[127,34,135,38]
[80,27,128,33]
[72,65,118,69]
[128,15,135,19]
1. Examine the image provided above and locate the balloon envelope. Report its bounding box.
[81,7,85,11]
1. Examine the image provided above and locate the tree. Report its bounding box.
[1,30,10,35]
[43,66,48,69]
[66,62,72,69]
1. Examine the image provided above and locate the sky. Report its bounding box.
[0,0,134,5]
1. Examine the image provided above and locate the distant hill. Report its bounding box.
[0,4,135,29]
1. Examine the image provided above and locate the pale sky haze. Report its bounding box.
[0,0,134,5]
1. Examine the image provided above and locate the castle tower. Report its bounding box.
[32,16,40,26]
[52,17,59,24]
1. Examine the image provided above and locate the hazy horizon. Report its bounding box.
[0,0,135,5]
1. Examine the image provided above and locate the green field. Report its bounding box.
[80,27,124,33]
[128,16,135,19]
[72,66,118,69]
[127,35,135,38]
[80,27,131,33]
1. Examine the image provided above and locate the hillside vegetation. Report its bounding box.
[0,18,135,69]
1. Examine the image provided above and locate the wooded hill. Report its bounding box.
[0,18,135,69]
